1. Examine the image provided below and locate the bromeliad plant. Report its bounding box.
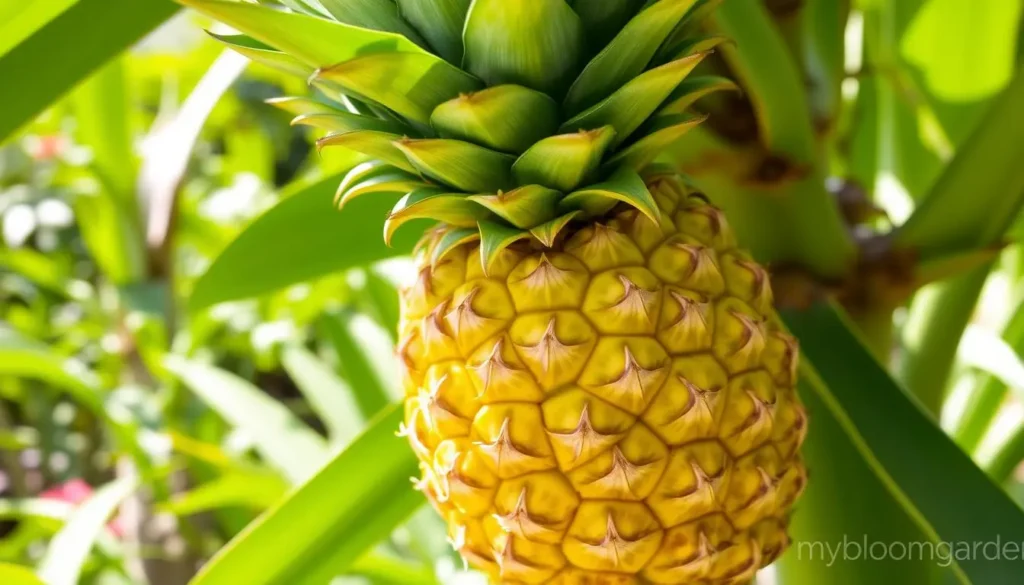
[1,0,1024,584]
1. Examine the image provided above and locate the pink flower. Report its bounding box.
[40,479,125,537]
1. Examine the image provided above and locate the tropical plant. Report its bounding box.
[0,0,1023,584]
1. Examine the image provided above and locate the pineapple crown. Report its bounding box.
[182,0,736,270]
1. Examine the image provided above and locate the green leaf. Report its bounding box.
[320,133,418,174]
[0,328,103,414]
[565,0,698,114]
[320,311,399,418]
[895,66,1024,257]
[657,75,740,116]
[358,268,403,337]
[315,52,482,125]
[559,53,709,146]
[0,1,77,58]
[316,0,428,47]
[384,190,489,245]
[0,0,178,143]
[266,96,344,117]
[162,471,289,515]
[430,84,560,153]
[281,344,367,446]
[512,127,616,192]
[463,0,585,96]
[469,186,563,229]
[190,172,422,310]
[784,302,1024,584]
[72,58,138,213]
[394,139,515,192]
[294,112,411,135]
[605,114,706,172]
[189,405,421,585]
[0,563,43,585]
[0,248,76,298]
[901,0,1022,102]
[560,169,661,223]
[336,167,427,208]
[211,33,312,77]
[530,211,581,247]
[568,0,646,52]
[478,220,531,273]
[165,357,330,485]
[395,0,472,63]
[37,477,137,585]
[430,227,481,264]
[711,0,817,162]
[179,0,424,67]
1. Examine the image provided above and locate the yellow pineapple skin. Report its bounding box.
[397,176,807,584]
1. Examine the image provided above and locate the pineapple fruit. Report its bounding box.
[184,0,808,582]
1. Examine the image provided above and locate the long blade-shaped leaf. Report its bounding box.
[565,0,698,114]
[559,52,709,145]
[36,477,137,585]
[394,139,514,192]
[784,301,1024,584]
[190,405,421,585]
[430,84,560,153]
[179,0,423,67]
[0,564,44,585]
[165,357,329,485]
[280,345,366,446]
[512,127,616,192]
[316,52,482,125]
[316,0,427,46]
[0,0,178,143]
[395,0,471,64]
[190,171,421,310]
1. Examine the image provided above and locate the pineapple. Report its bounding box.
[184,0,808,582]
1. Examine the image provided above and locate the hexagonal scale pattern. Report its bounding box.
[398,185,807,584]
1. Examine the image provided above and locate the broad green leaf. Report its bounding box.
[901,0,1023,102]
[395,0,472,63]
[530,211,581,247]
[72,58,137,212]
[0,563,43,585]
[430,85,560,153]
[0,0,178,143]
[568,0,646,52]
[469,186,562,229]
[0,248,77,298]
[463,0,585,96]
[605,115,706,172]
[165,357,329,484]
[0,1,78,58]
[321,311,400,418]
[316,52,483,125]
[895,67,1024,257]
[180,0,424,67]
[559,53,709,146]
[319,131,418,174]
[281,345,366,445]
[37,477,137,585]
[478,220,530,273]
[394,139,515,192]
[190,172,423,310]
[784,301,1024,585]
[565,0,698,114]
[512,127,616,192]
[211,33,311,77]
[189,405,421,585]
[316,0,427,47]
[348,552,437,585]
[162,472,288,515]
[384,190,489,245]
[560,169,661,223]
[72,192,146,285]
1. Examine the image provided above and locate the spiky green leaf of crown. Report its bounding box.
[181,0,735,270]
